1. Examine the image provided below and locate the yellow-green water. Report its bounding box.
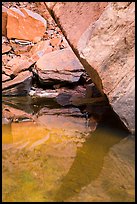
[2,99,135,202]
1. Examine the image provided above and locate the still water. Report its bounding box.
[2,97,135,202]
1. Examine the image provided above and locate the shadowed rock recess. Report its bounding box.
[46,2,135,134]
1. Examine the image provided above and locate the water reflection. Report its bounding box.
[53,125,127,201]
[2,99,135,202]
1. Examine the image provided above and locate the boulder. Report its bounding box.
[2,6,8,36]
[35,48,84,85]
[7,7,47,42]
[2,71,32,96]
[78,2,135,133]
[46,2,108,48]
[29,40,53,59]
[48,2,135,133]
[5,55,35,77]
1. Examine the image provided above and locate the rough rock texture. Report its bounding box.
[2,6,8,36]
[2,71,32,96]
[35,48,84,85]
[5,55,35,77]
[2,44,11,54]
[48,2,135,134]
[2,74,11,82]
[46,2,108,48]
[7,7,47,42]
[78,2,135,133]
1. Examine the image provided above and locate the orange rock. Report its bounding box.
[2,44,11,54]
[29,40,53,58]
[6,55,35,76]
[7,7,47,42]
[50,37,62,47]
[2,6,8,36]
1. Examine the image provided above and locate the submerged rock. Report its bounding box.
[36,108,92,133]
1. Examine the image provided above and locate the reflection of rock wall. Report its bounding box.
[2,105,97,149]
[2,105,134,202]
[54,131,134,202]
[47,2,135,134]
[2,124,13,144]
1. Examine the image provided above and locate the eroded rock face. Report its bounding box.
[78,2,135,133]
[35,48,84,85]
[7,7,47,42]
[46,2,108,48]
[49,2,135,134]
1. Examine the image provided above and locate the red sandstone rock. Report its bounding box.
[35,48,84,84]
[78,2,135,133]
[29,40,53,59]
[2,105,33,122]
[47,2,135,133]
[50,37,62,47]
[10,40,33,55]
[7,7,47,42]
[6,55,35,76]
[2,74,11,82]
[2,6,8,36]
[2,71,33,96]
[46,2,108,48]
[2,44,11,54]
[36,48,84,72]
